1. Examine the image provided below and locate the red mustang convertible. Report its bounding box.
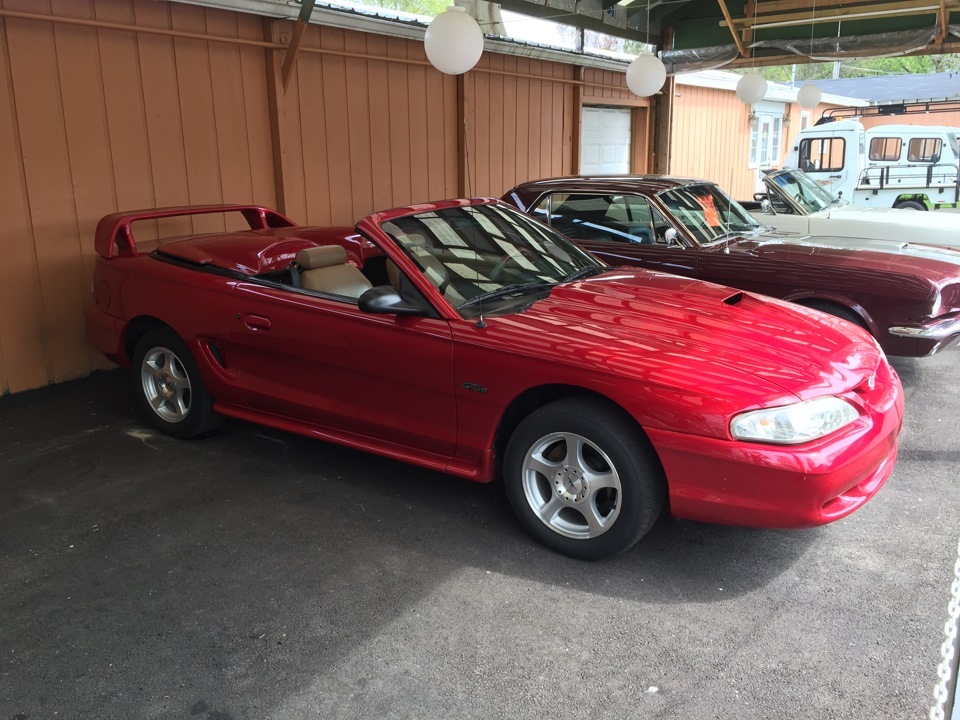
[87,199,903,559]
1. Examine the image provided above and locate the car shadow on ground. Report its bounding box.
[0,369,836,719]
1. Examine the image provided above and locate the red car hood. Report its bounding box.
[498,269,881,401]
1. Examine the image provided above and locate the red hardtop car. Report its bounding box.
[503,175,960,357]
[86,199,903,559]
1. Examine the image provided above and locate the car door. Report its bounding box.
[225,274,456,458]
[534,193,699,278]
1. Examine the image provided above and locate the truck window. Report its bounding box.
[908,138,942,163]
[869,137,901,161]
[799,138,845,173]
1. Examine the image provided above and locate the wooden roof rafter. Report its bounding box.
[719,0,958,30]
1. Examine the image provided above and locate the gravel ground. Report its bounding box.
[1,351,958,720]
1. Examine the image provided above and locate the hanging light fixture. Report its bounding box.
[424,6,484,76]
[626,1,666,98]
[736,72,768,104]
[797,83,822,109]
[626,52,667,97]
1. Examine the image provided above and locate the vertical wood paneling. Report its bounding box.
[135,0,192,239]
[237,14,276,211]
[171,4,225,234]
[295,37,330,226]
[343,30,374,220]
[95,0,158,236]
[0,0,278,393]
[205,8,256,230]
[364,33,394,211]
[385,37,412,207]
[51,0,117,372]
[4,0,89,383]
[0,2,586,394]
[0,5,49,392]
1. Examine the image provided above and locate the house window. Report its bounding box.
[798,137,845,172]
[869,137,902,161]
[750,113,783,168]
[907,138,943,162]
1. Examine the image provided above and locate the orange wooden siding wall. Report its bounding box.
[670,82,843,199]
[0,0,647,395]
[670,83,755,198]
[0,0,276,394]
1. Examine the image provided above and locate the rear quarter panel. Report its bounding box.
[90,253,240,403]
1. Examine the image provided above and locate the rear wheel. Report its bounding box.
[132,327,220,438]
[895,200,926,211]
[504,398,665,560]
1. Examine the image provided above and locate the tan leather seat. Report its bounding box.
[295,245,372,299]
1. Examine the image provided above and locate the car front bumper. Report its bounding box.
[888,312,960,356]
[645,363,904,529]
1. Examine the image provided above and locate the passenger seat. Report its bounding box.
[295,245,372,299]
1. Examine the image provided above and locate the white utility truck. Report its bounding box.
[784,119,959,210]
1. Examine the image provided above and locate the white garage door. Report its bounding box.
[580,107,632,174]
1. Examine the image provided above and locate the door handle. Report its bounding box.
[829,174,842,179]
[243,313,272,331]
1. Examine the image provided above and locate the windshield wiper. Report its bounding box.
[458,282,554,310]
[562,265,607,283]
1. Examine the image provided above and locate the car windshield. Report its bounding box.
[380,204,604,317]
[767,169,838,213]
[657,184,761,244]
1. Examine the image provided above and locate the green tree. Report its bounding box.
[744,54,960,82]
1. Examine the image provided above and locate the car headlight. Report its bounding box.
[730,396,859,445]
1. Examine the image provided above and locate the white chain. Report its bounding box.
[930,533,960,720]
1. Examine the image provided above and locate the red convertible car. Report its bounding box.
[503,176,960,357]
[87,200,903,559]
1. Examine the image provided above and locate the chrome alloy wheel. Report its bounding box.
[140,346,192,423]
[521,432,622,539]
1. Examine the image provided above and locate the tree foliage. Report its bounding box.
[750,54,960,82]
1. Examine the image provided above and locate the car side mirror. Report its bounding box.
[358,286,427,316]
[663,228,679,246]
[760,198,775,214]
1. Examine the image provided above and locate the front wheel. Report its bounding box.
[132,327,220,438]
[504,398,665,560]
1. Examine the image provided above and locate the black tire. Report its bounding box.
[796,299,869,332]
[131,327,220,438]
[503,397,665,560]
[895,200,926,211]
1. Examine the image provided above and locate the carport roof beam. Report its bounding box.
[716,0,747,57]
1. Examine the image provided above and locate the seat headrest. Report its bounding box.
[296,245,348,269]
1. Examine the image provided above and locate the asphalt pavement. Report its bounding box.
[1,351,958,720]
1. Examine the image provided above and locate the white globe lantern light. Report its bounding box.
[797,83,822,109]
[626,53,667,97]
[424,6,484,76]
[736,72,768,104]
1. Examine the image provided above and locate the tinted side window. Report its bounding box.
[908,138,943,162]
[869,137,901,161]
[549,194,657,245]
[799,138,845,172]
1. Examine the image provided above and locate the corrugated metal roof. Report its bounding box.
[793,71,960,104]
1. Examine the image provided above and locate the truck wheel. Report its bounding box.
[132,328,220,438]
[504,398,665,560]
[895,200,926,211]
